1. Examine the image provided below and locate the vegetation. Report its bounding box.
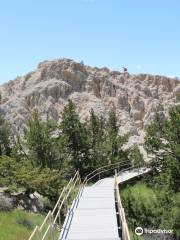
[0,97,179,239]
[0,112,11,156]
[145,106,180,192]
[0,209,44,240]
[121,181,180,239]
[0,196,13,212]
[121,105,180,239]
[0,100,130,201]
[128,145,144,167]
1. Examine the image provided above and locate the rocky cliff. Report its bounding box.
[0,58,180,146]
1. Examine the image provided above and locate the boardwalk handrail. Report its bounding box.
[59,161,132,239]
[28,161,134,240]
[115,170,131,240]
[85,161,131,180]
[83,161,133,184]
[28,170,81,240]
[60,186,84,239]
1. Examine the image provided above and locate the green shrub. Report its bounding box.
[39,196,52,211]
[16,212,34,229]
[0,196,13,212]
[121,182,180,239]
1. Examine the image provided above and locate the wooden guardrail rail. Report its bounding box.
[28,161,133,240]
[115,170,131,240]
[28,171,81,240]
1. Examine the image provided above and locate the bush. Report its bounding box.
[40,196,52,211]
[16,212,34,229]
[121,183,158,228]
[0,196,13,212]
[121,182,180,239]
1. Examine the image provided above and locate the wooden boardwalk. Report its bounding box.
[117,167,151,184]
[59,168,150,240]
[28,166,150,240]
[60,177,120,240]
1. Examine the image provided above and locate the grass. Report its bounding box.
[121,182,157,208]
[0,209,45,240]
[120,181,180,239]
[129,230,142,240]
[121,182,158,240]
[0,185,80,240]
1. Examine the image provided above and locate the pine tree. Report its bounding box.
[60,100,90,175]
[25,110,55,169]
[145,106,180,192]
[105,110,119,164]
[128,146,144,167]
[104,109,129,166]
[88,109,106,170]
[0,94,11,156]
[108,110,118,150]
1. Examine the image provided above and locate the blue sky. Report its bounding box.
[0,0,179,84]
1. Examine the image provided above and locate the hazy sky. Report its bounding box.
[0,0,179,84]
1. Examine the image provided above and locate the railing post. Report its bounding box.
[58,209,61,231]
[65,186,69,213]
[78,172,82,187]
[66,196,69,213]
[50,213,55,240]
[37,227,42,240]
[114,169,117,177]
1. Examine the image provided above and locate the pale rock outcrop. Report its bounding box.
[0,58,179,146]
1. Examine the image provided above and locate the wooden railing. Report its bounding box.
[28,161,132,240]
[115,170,131,240]
[28,171,81,240]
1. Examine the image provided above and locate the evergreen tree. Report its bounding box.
[25,110,55,169]
[88,109,106,169]
[105,109,129,166]
[145,106,180,192]
[54,133,72,175]
[60,100,90,175]
[0,94,11,156]
[107,109,119,134]
[0,155,64,200]
[145,113,165,168]
[128,145,144,167]
[107,110,119,162]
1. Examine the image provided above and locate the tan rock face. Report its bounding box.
[0,58,179,141]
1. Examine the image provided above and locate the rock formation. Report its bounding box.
[0,58,179,146]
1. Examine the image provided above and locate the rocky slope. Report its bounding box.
[0,58,180,146]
